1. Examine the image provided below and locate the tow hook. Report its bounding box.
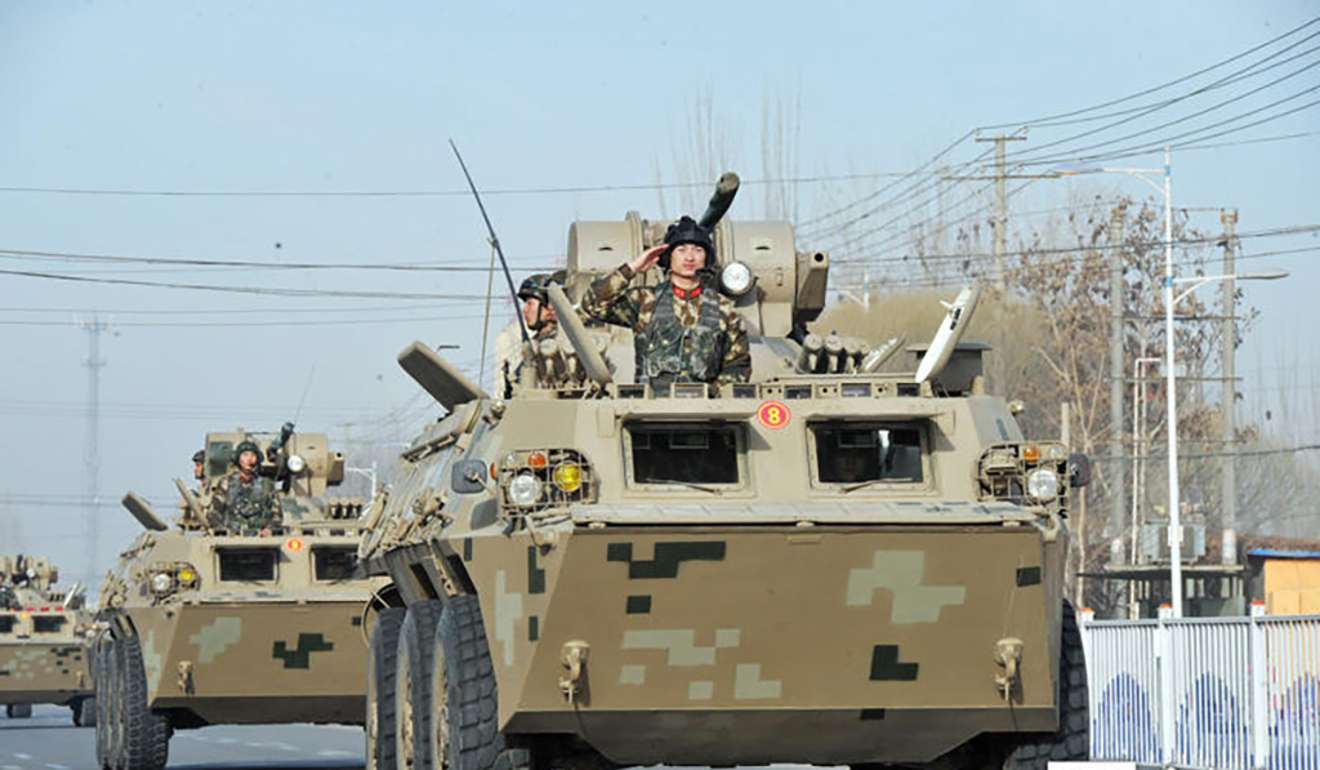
[994,638,1024,700]
[558,640,590,705]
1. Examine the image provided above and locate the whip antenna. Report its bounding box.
[449,140,529,343]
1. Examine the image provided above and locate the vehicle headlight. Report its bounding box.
[507,473,542,507]
[286,454,307,473]
[720,261,755,296]
[553,462,583,493]
[176,567,199,588]
[1027,468,1060,501]
[150,573,175,594]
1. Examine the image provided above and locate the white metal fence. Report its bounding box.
[1080,608,1319,770]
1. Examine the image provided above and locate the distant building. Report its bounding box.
[1243,537,1320,615]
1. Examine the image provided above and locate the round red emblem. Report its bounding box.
[756,400,791,430]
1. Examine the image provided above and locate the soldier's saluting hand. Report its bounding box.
[580,215,750,391]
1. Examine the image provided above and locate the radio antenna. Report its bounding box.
[449,140,529,343]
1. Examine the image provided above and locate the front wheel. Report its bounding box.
[111,635,171,770]
[1004,602,1089,769]
[368,607,406,770]
[424,595,532,770]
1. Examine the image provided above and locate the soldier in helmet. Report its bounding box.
[580,215,750,391]
[192,449,206,487]
[495,270,568,397]
[207,439,281,534]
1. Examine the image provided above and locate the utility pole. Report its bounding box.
[1108,207,1127,553]
[80,316,110,585]
[1220,209,1239,565]
[975,133,1028,289]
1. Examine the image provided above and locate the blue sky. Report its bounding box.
[1,1,1316,580]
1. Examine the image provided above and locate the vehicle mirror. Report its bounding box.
[452,459,488,494]
[1068,452,1091,489]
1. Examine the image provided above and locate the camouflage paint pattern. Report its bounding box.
[0,556,95,707]
[100,429,389,727]
[360,214,1080,766]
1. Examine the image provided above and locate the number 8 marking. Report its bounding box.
[757,400,791,430]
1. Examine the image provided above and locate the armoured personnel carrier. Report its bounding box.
[0,555,97,724]
[94,425,388,770]
[357,175,1091,770]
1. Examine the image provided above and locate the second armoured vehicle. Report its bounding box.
[0,554,97,724]
[357,174,1090,770]
[95,425,388,770]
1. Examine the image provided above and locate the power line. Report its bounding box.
[977,16,1320,131]
[0,247,557,272]
[0,267,493,300]
[0,170,918,199]
[836,223,1320,267]
[0,312,491,328]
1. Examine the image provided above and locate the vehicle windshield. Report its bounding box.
[629,423,740,486]
[813,422,924,484]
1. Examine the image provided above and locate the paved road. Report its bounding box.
[0,705,364,770]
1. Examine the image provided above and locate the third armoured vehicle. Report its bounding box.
[95,425,388,770]
[0,554,96,724]
[357,174,1090,770]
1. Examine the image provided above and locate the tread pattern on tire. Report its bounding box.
[94,637,118,770]
[115,634,172,770]
[401,600,445,770]
[1005,603,1089,770]
[436,595,531,770]
[369,607,407,770]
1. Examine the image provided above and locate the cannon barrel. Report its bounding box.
[698,172,741,230]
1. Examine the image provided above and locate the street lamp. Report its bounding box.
[1056,147,1289,616]
[1165,269,1286,615]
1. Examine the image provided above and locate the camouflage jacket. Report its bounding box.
[207,470,281,532]
[496,319,561,397]
[580,263,751,385]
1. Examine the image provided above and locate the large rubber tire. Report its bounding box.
[114,635,171,770]
[5,703,32,718]
[94,637,120,770]
[73,696,98,727]
[396,601,444,770]
[368,607,407,770]
[1005,603,1089,770]
[428,595,532,770]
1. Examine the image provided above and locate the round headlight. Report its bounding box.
[720,261,755,296]
[286,454,307,473]
[176,567,198,587]
[507,473,542,507]
[150,573,174,594]
[1027,468,1060,501]
[553,462,583,493]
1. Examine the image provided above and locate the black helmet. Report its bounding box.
[233,440,261,465]
[660,216,715,271]
[192,449,205,464]
[518,273,551,302]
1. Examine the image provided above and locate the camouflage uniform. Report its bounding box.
[581,262,751,388]
[207,470,281,532]
[495,319,560,397]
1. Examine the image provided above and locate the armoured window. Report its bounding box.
[812,422,925,485]
[627,423,741,486]
[313,546,358,582]
[217,547,278,582]
[33,616,66,634]
[0,615,13,634]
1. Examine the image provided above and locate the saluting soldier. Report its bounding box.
[580,215,750,391]
[207,439,281,534]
